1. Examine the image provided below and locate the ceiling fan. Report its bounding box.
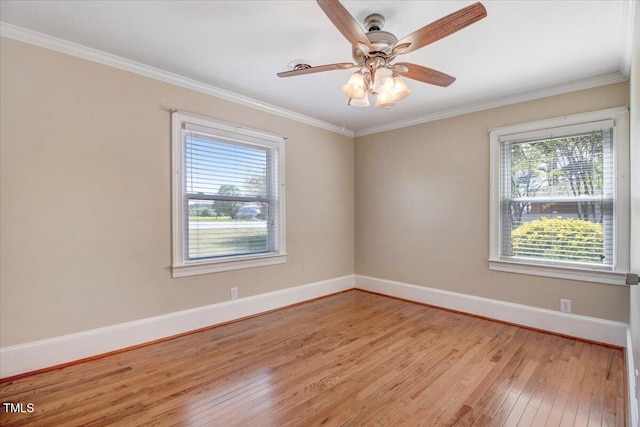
[277,0,487,108]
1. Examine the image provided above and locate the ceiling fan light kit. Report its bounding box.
[277,0,487,109]
[342,65,411,109]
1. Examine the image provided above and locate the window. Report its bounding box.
[489,107,629,285]
[172,111,285,277]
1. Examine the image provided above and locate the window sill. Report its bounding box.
[172,254,287,278]
[488,259,627,286]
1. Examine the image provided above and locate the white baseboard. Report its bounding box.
[356,274,636,426]
[1,273,630,381]
[355,274,628,347]
[0,274,355,379]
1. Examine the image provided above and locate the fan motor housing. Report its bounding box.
[352,30,398,61]
[352,14,398,62]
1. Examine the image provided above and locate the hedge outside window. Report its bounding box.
[489,108,629,285]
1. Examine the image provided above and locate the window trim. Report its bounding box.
[171,111,286,278]
[489,107,629,285]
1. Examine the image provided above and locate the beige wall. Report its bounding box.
[0,38,355,347]
[0,34,632,349]
[355,82,630,323]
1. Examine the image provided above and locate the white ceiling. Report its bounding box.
[0,1,633,135]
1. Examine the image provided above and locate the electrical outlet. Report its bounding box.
[560,299,571,313]
[230,287,238,300]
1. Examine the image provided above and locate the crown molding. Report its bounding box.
[0,22,355,138]
[355,1,634,138]
[354,71,629,137]
[0,18,631,140]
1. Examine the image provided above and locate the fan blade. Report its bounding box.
[395,62,456,87]
[317,0,373,50]
[396,2,487,55]
[277,63,356,78]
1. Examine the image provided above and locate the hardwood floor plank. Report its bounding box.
[0,290,625,426]
[470,331,540,425]
[517,336,571,426]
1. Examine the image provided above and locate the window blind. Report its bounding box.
[499,127,614,267]
[183,129,279,260]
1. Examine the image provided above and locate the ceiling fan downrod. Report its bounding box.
[364,13,385,32]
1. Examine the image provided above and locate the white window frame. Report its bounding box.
[171,111,286,278]
[489,107,630,285]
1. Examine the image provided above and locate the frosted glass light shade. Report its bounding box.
[342,72,366,99]
[375,77,411,108]
[372,68,395,94]
[348,94,370,107]
[389,76,411,102]
[374,92,394,108]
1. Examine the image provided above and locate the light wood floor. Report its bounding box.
[0,290,626,426]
